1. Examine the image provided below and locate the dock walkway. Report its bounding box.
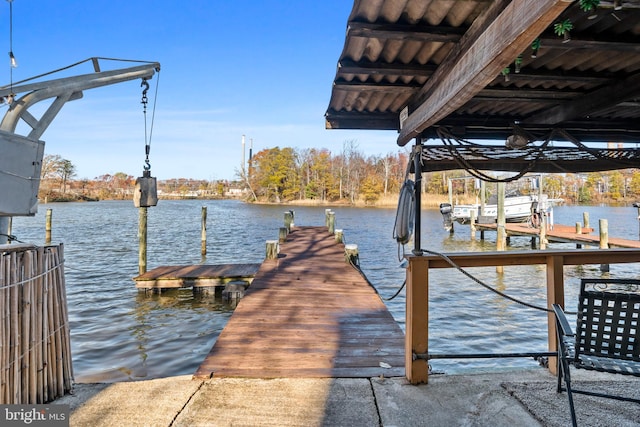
[475,222,640,248]
[194,226,405,379]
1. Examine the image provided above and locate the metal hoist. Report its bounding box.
[134,76,159,208]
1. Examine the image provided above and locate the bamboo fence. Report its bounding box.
[0,243,73,404]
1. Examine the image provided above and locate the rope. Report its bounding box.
[420,248,576,314]
[346,253,407,301]
[435,127,553,183]
[0,233,22,243]
[140,69,160,171]
[347,244,579,314]
[0,259,64,289]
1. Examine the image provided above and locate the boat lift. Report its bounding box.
[0,57,160,243]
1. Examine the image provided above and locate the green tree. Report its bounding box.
[608,171,624,200]
[57,159,76,194]
[629,170,640,198]
[360,172,383,204]
[543,175,564,200]
[250,147,298,202]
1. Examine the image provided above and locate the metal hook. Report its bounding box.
[141,79,150,94]
[144,159,151,171]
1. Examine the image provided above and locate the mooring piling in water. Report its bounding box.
[138,207,148,275]
[599,219,610,272]
[201,206,207,256]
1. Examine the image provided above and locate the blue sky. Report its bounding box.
[4,0,401,180]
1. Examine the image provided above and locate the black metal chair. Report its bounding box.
[552,279,640,427]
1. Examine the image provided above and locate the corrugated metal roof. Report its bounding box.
[326,0,640,157]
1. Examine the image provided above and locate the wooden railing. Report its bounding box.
[404,248,640,384]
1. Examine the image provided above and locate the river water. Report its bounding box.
[10,200,640,382]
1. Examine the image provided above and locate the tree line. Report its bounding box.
[39,149,640,205]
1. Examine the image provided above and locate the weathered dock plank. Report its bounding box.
[133,263,261,289]
[476,223,640,248]
[194,226,405,379]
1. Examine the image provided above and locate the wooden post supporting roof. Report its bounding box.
[397,0,572,146]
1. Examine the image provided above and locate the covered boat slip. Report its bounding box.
[195,226,405,379]
[325,0,640,384]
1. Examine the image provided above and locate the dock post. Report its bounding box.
[344,244,359,264]
[45,208,52,244]
[334,229,343,243]
[201,206,207,256]
[469,209,476,240]
[325,209,332,227]
[480,180,486,240]
[496,182,506,273]
[447,179,454,234]
[636,204,640,241]
[599,219,609,272]
[266,240,279,260]
[284,210,294,232]
[539,210,547,250]
[138,207,148,275]
[279,227,288,243]
[406,257,429,384]
[575,222,582,248]
[328,211,336,234]
[583,212,590,229]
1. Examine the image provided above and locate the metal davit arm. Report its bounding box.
[0,59,160,139]
[0,58,160,241]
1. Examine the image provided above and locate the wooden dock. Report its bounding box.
[475,223,640,249]
[133,264,261,290]
[194,226,405,379]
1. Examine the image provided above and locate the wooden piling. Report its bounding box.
[201,206,207,256]
[266,240,279,260]
[334,229,343,243]
[284,211,294,232]
[344,244,359,264]
[600,219,610,272]
[138,207,148,275]
[583,212,590,229]
[470,209,476,240]
[599,219,609,249]
[327,211,336,234]
[45,209,52,244]
[496,182,506,273]
[575,222,582,248]
[279,227,288,243]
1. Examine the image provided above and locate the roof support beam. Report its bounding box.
[339,58,613,85]
[524,72,640,125]
[338,59,436,77]
[397,0,572,146]
[347,22,640,53]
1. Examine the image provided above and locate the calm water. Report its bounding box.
[10,200,640,382]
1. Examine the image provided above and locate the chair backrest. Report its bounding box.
[576,279,640,362]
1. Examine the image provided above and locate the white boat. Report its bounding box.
[440,192,561,229]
